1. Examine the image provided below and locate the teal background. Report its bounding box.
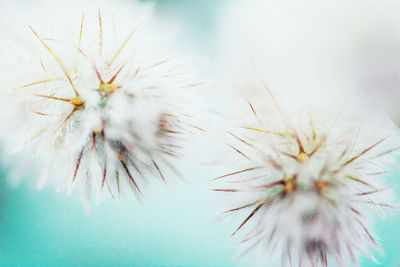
[1,1,399,266]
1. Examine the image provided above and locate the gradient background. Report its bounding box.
[0,1,399,266]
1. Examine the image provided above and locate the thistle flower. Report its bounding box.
[0,1,199,200]
[214,83,396,267]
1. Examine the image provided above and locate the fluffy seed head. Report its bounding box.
[0,1,199,201]
[214,83,396,267]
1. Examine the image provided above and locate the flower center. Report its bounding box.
[69,96,85,108]
[99,81,118,94]
[297,152,309,163]
[314,180,330,193]
[283,175,296,193]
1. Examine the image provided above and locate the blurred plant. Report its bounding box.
[214,83,397,267]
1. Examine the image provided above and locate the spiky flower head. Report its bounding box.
[0,1,199,201]
[214,83,396,267]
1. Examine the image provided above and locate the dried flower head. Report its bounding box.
[0,1,199,200]
[214,83,396,267]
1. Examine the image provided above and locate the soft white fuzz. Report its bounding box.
[213,80,397,267]
[0,0,199,201]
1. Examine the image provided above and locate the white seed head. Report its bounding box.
[0,0,199,201]
[214,83,396,267]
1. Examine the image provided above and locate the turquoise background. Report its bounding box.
[1,1,399,266]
